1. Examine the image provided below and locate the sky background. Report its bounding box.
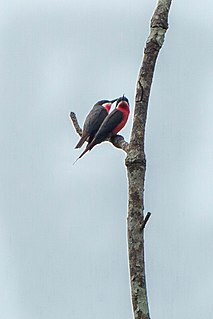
[0,0,213,318]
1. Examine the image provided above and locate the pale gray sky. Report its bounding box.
[0,1,213,318]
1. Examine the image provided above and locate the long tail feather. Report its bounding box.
[73,146,90,165]
[72,158,79,165]
[78,146,90,159]
[73,139,97,164]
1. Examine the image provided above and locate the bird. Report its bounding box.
[75,99,117,149]
[75,95,130,161]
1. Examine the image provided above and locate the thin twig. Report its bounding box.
[140,212,151,231]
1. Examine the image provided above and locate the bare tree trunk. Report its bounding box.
[70,1,172,318]
[126,1,172,318]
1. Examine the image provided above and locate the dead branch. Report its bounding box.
[126,1,172,318]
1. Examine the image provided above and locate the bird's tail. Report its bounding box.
[73,140,96,164]
[73,147,90,165]
[75,132,89,149]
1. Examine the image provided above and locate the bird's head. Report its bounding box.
[98,99,118,113]
[116,95,130,113]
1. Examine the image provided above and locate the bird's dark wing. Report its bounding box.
[93,109,123,145]
[83,105,108,135]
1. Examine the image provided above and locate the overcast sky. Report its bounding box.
[0,1,213,318]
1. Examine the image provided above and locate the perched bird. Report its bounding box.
[76,95,130,160]
[75,99,117,148]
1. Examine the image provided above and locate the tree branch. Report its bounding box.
[126,1,172,319]
[69,112,82,136]
[130,0,172,151]
[69,112,129,153]
[110,135,129,153]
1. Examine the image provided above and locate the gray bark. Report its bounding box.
[125,1,172,318]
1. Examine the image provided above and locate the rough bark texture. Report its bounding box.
[70,112,82,136]
[125,1,172,318]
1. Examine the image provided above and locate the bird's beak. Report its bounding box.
[110,98,118,104]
